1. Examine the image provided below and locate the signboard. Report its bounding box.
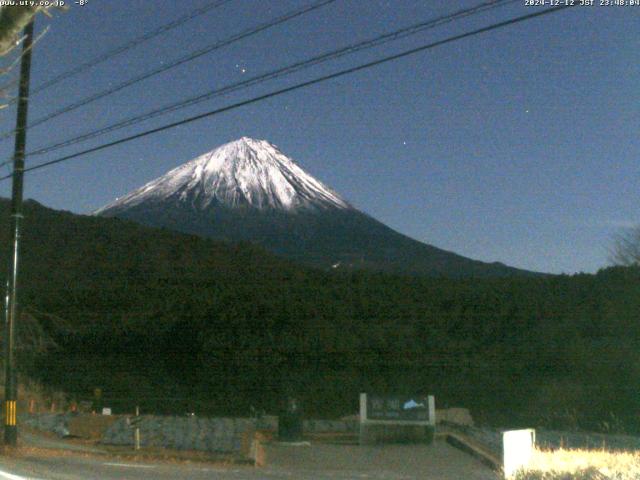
[359,393,436,445]
[367,395,430,421]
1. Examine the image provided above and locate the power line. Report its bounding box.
[0,5,573,183]
[28,0,235,98]
[24,0,519,159]
[0,0,337,142]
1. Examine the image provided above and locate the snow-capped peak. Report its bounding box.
[95,137,351,214]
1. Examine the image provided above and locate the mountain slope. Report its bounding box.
[97,137,536,277]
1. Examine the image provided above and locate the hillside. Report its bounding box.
[0,199,639,431]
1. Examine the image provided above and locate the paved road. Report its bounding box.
[0,439,499,479]
[0,456,257,480]
[264,440,499,480]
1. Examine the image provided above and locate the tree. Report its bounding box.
[0,6,40,56]
[610,226,640,266]
[0,5,64,109]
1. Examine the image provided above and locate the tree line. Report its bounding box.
[2,200,640,432]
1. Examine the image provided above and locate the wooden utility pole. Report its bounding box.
[3,18,34,447]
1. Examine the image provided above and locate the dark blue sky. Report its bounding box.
[0,0,637,274]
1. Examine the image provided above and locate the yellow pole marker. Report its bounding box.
[5,401,16,426]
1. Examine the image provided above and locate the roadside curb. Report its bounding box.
[13,433,248,467]
[4,443,248,465]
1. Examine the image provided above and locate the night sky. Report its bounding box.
[0,0,637,274]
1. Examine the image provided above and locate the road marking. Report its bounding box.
[197,468,242,473]
[103,462,155,469]
[0,468,44,480]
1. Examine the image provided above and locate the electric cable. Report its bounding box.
[0,0,338,142]
[24,0,519,160]
[0,5,573,182]
[29,0,234,97]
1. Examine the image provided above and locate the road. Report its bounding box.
[0,439,499,479]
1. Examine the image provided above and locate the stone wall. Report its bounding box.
[436,408,474,427]
[21,413,72,437]
[102,415,255,453]
[20,413,359,454]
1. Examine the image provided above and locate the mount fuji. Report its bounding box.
[96,137,532,277]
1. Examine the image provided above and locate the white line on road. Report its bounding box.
[103,462,155,469]
[0,468,44,480]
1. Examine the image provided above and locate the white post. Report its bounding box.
[427,395,436,426]
[503,429,535,478]
[359,393,367,422]
[134,406,140,451]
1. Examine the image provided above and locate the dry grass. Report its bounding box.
[514,447,640,479]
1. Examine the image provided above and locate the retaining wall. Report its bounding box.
[20,412,72,437]
[20,413,359,454]
[102,415,255,453]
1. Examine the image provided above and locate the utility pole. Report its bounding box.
[3,18,34,447]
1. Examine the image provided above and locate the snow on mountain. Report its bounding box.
[95,137,537,277]
[95,137,350,215]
